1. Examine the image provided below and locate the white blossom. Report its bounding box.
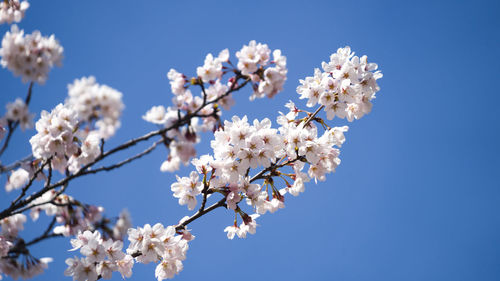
[29,103,79,172]
[112,209,132,240]
[171,171,203,210]
[0,213,26,236]
[0,236,13,257]
[66,76,124,139]
[167,69,186,95]
[5,167,29,192]
[251,49,287,100]
[196,51,224,83]
[297,46,382,121]
[236,40,271,75]
[0,0,29,24]
[0,25,63,84]
[143,105,169,125]
[4,98,33,130]
[65,230,133,281]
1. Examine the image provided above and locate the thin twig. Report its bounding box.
[303,105,325,127]
[175,198,227,231]
[44,161,53,188]
[25,217,61,247]
[81,139,161,176]
[10,158,51,208]
[0,154,33,174]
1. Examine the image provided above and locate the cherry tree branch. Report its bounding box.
[175,198,227,231]
[1,84,316,249]
[80,139,163,176]
[25,217,62,247]
[173,104,325,231]
[0,74,251,220]
[10,158,52,208]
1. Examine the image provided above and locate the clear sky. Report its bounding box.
[1,0,499,280]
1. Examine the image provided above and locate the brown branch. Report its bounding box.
[25,217,61,247]
[304,105,325,127]
[175,198,227,231]
[80,139,161,176]
[10,157,51,208]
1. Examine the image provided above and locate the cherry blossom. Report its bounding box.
[0,0,29,24]
[297,46,382,121]
[0,25,63,84]
[5,167,29,192]
[66,76,124,140]
[4,98,34,130]
[0,37,382,281]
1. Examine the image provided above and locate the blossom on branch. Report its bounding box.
[29,103,79,172]
[297,46,382,121]
[144,41,288,173]
[0,25,63,84]
[66,76,124,140]
[4,98,34,130]
[0,36,382,281]
[5,167,29,192]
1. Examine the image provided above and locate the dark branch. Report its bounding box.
[25,217,61,247]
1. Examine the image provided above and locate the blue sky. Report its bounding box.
[1,0,499,280]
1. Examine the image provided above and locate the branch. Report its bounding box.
[175,198,227,231]
[25,217,61,247]
[10,158,51,208]
[81,139,161,176]
[0,75,251,220]
[303,105,325,127]
[0,154,33,174]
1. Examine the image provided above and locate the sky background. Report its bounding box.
[1,0,499,280]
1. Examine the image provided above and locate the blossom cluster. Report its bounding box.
[0,214,52,280]
[66,76,124,140]
[236,40,288,100]
[128,224,191,281]
[29,191,105,237]
[4,159,48,192]
[0,195,131,280]
[0,25,63,84]
[0,213,26,237]
[2,98,34,130]
[0,39,382,281]
[224,214,259,239]
[5,166,28,192]
[143,41,287,173]
[0,196,130,280]
[65,223,191,281]
[297,46,382,121]
[0,97,34,145]
[166,46,381,241]
[0,255,52,280]
[29,103,80,172]
[65,230,133,281]
[0,0,29,24]
[171,101,349,239]
[112,210,132,241]
[27,78,123,173]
